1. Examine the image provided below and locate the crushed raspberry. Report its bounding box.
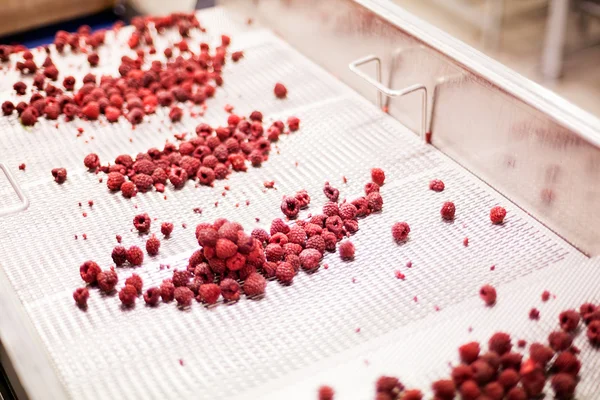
[490,206,507,224]
[161,222,174,237]
[119,284,138,307]
[80,261,101,284]
[317,385,334,400]
[479,284,497,306]
[126,246,144,266]
[51,168,67,184]
[220,278,241,302]
[276,262,295,284]
[264,181,275,189]
[323,182,340,202]
[429,179,445,192]
[125,274,143,294]
[73,287,90,308]
[133,213,151,233]
[558,310,580,332]
[274,82,287,98]
[174,286,194,307]
[391,222,410,242]
[440,201,456,220]
[146,235,161,256]
[371,168,385,186]
[338,240,355,260]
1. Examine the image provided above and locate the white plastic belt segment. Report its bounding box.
[0,7,591,399]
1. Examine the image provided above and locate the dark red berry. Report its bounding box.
[106,172,125,191]
[431,379,455,400]
[587,320,600,345]
[198,283,220,304]
[73,287,89,308]
[143,287,161,306]
[280,196,300,219]
[479,284,497,306]
[160,279,175,302]
[287,116,300,131]
[318,385,334,400]
[529,308,540,320]
[97,268,118,293]
[274,82,287,98]
[174,286,194,307]
[80,260,101,284]
[548,331,573,351]
[119,284,138,307]
[126,246,144,266]
[551,373,576,399]
[243,272,266,297]
[276,262,295,284]
[323,182,339,202]
[559,310,580,332]
[458,342,480,364]
[51,168,67,184]
[429,179,445,192]
[489,332,512,355]
[121,181,136,198]
[111,246,127,266]
[220,278,241,302]
[161,222,174,237]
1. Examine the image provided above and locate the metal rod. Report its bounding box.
[0,163,29,217]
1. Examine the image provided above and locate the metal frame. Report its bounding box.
[0,163,29,217]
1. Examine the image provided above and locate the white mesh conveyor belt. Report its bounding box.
[0,7,596,400]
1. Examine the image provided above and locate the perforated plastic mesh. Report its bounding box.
[0,7,593,400]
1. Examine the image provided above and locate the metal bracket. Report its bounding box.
[0,164,29,217]
[349,54,428,141]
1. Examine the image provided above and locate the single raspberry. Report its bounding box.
[105,106,121,122]
[471,359,495,385]
[269,232,289,246]
[506,386,527,400]
[216,238,238,259]
[262,261,278,278]
[174,286,194,307]
[133,173,154,192]
[270,218,290,235]
[119,284,138,307]
[2,101,15,115]
[551,373,576,399]
[459,342,480,364]
[107,172,125,191]
[111,246,127,266]
[325,216,343,235]
[83,153,100,170]
[402,389,423,400]
[583,309,600,325]
[500,352,522,370]
[285,254,301,271]
[299,248,322,270]
[226,253,246,271]
[559,310,580,332]
[490,206,507,224]
[498,369,520,390]
[120,181,136,198]
[451,365,474,387]
[459,380,480,400]
[141,287,160,306]
[548,331,573,351]
[51,168,67,184]
[146,235,160,256]
[125,273,143,294]
[541,290,551,302]
[133,213,151,233]
[168,167,188,189]
[126,246,144,266]
[322,231,337,251]
[339,240,355,260]
[80,260,101,284]
[220,278,241,302]
[197,166,216,186]
[160,279,175,302]
[479,284,497,306]
[265,243,285,262]
[287,116,300,131]
[276,262,295,284]
[295,189,311,208]
[483,382,504,400]
[489,332,512,355]
[198,283,220,305]
[441,201,456,220]
[97,268,118,293]
[82,101,100,120]
[172,269,190,287]
[274,82,287,98]
[431,379,455,400]
[552,351,581,376]
[529,308,540,320]
[339,203,357,221]
[169,106,183,122]
[133,159,157,176]
[352,197,370,217]
[367,191,383,212]
[529,343,554,366]
[73,287,90,308]
[87,52,99,66]
[161,222,174,237]
[306,235,326,253]
[317,385,334,400]
[152,168,168,185]
[287,225,307,246]
[391,222,410,242]
[371,168,385,186]
[323,182,340,202]
[281,196,300,219]
[587,320,600,345]
[364,182,380,195]
[429,179,445,192]
[197,228,219,247]
[243,272,266,297]
[322,202,339,217]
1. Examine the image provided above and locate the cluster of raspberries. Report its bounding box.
[1,13,240,127]
[319,303,600,400]
[83,112,300,195]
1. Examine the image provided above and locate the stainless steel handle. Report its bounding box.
[349,54,428,141]
[0,164,29,217]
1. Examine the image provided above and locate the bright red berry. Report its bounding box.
[274,82,287,98]
[119,284,138,307]
[146,235,160,256]
[160,279,175,302]
[391,222,410,242]
[97,268,118,293]
[371,168,385,186]
[83,153,100,170]
[489,332,512,355]
[441,201,456,220]
[490,206,507,224]
[126,246,144,266]
[133,213,151,233]
[243,272,266,297]
[80,260,101,284]
[429,179,445,192]
[125,273,143,294]
[51,167,67,184]
[559,310,580,332]
[161,222,174,237]
[276,262,295,284]
[318,385,334,400]
[479,284,497,306]
[458,342,480,364]
[198,283,220,304]
[174,286,194,307]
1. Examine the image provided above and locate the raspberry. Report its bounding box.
[243,272,266,297]
[529,308,540,320]
[552,351,581,375]
[111,246,127,266]
[152,168,168,185]
[299,248,322,270]
[146,235,160,256]
[325,216,343,235]
[431,379,455,400]
[125,273,143,294]
[2,101,15,115]
[551,373,577,399]
[220,278,241,302]
[80,260,101,284]
[133,159,157,176]
[133,173,154,192]
[548,331,573,351]
[174,286,194,307]
[498,369,520,390]
[580,302,596,317]
[295,189,311,209]
[262,261,277,278]
[105,106,121,122]
[506,387,527,400]
[216,238,238,259]
[471,359,495,385]
[169,106,183,122]
[269,232,289,245]
[306,235,326,253]
[500,352,522,370]
[429,179,445,192]
[318,385,334,400]
[280,196,300,219]
[51,168,67,184]
[161,222,174,237]
[276,262,295,284]
[13,81,27,95]
[285,254,301,271]
[83,153,100,170]
[126,246,144,266]
[322,231,337,251]
[236,232,255,254]
[287,116,300,131]
[196,283,220,305]
[287,225,307,245]
[483,382,504,400]
[73,287,89,308]
[451,365,474,387]
[169,167,188,189]
[119,284,138,307]
[107,172,125,191]
[367,191,383,212]
[490,206,507,224]
[133,213,151,233]
[323,202,339,217]
[479,284,497,306]
[265,243,284,262]
[270,218,290,235]
[352,197,370,217]
[197,166,215,186]
[459,380,480,400]
[489,332,512,355]
[87,52,99,66]
[197,228,218,247]
[160,279,175,302]
[323,182,339,202]
[115,154,134,168]
[402,389,423,400]
[172,269,190,287]
[364,182,380,195]
[583,309,600,325]
[274,82,287,98]
[121,181,136,198]
[559,310,580,332]
[97,268,118,293]
[226,253,246,271]
[391,222,410,242]
[371,168,385,186]
[82,101,100,120]
[587,320,600,345]
[339,240,355,260]
[440,201,456,220]
[458,342,480,364]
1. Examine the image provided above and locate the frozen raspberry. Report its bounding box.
[243,272,267,297]
[322,231,337,251]
[126,246,144,266]
[133,159,156,176]
[323,182,340,202]
[498,369,519,390]
[471,359,495,385]
[143,287,161,306]
[587,320,600,345]
[299,248,322,270]
[270,218,290,235]
[338,240,355,260]
[548,331,573,351]
[506,387,527,400]
[479,284,497,306]
[133,173,154,192]
[87,52,99,66]
[559,310,580,332]
[352,197,370,217]
[276,262,295,284]
[530,343,554,366]
[160,222,174,237]
[429,179,445,192]
[146,235,160,256]
[217,222,242,242]
[73,287,89,308]
[172,269,190,287]
[306,235,326,253]
[325,216,343,235]
[458,342,480,364]
[440,201,456,220]
[83,153,100,170]
[80,260,101,284]
[169,106,183,122]
[489,332,512,355]
[216,238,238,259]
[125,273,143,294]
[97,268,118,293]
[552,351,581,376]
[338,204,356,221]
[133,213,151,233]
[174,286,194,307]
[280,196,300,219]
[121,181,136,198]
[51,168,67,184]
[391,222,410,242]
[295,189,311,209]
[317,385,334,400]
[451,365,473,387]
[371,168,385,186]
[322,202,339,217]
[367,191,383,212]
[105,106,121,122]
[197,167,215,186]
[119,284,138,307]
[287,116,300,131]
[431,379,455,400]
[111,246,127,266]
[160,279,175,302]
[274,82,287,98]
[220,278,241,302]
[551,373,576,399]
[198,283,220,305]
[106,172,125,191]
[490,206,507,224]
